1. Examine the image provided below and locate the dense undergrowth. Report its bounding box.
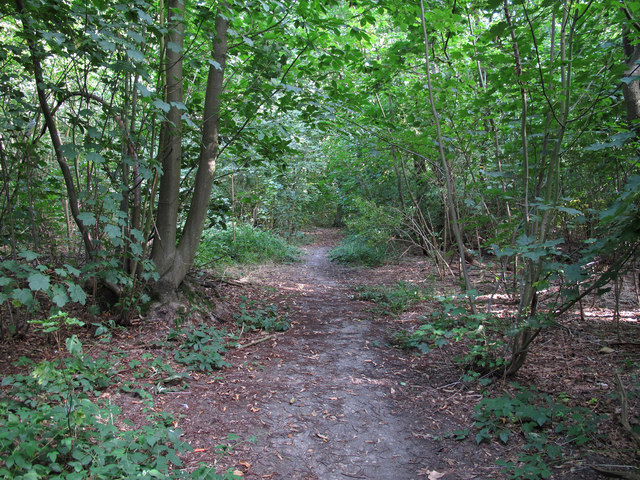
[195,224,301,270]
[0,300,290,479]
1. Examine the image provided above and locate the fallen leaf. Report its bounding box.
[232,470,243,477]
[238,461,251,469]
[316,433,329,442]
[193,448,207,453]
[428,471,446,480]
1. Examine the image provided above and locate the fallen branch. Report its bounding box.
[590,465,640,479]
[614,373,640,447]
[185,274,245,289]
[235,334,275,350]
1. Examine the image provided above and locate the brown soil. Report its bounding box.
[1,228,639,479]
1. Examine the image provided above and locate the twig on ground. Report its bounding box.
[235,334,275,350]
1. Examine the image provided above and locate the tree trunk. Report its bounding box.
[152,4,230,293]
[419,0,476,314]
[15,0,94,258]
[622,37,640,132]
[151,0,185,281]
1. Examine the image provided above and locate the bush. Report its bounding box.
[195,224,300,268]
[390,298,509,376]
[0,337,192,480]
[329,234,391,266]
[474,385,601,479]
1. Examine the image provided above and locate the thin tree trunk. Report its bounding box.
[419,0,476,313]
[0,138,17,259]
[15,0,94,257]
[504,1,576,376]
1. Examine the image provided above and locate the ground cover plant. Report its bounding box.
[352,281,433,316]
[329,233,394,267]
[0,333,195,480]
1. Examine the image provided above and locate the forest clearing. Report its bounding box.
[1,0,640,478]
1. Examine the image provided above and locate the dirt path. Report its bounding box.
[162,233,489,479]
[237,245,435,479]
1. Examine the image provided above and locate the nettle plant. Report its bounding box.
[0,314,245,480]
[0,331,191,479]
[0,251,87,339]
[234,297,290,332]
[473,385,601,480]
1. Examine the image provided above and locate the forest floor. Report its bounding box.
[1,228,639,479]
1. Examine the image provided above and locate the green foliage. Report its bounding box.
[234,299,290,332]
[391,297,508,374]
[0,254,86,339]
[167,324,230,372]
[474,386,600,479]
[328,194,401,267]
[195,224,300,268]
[0,339,194,480]
[329,234,390,266]
[352,281,431,315]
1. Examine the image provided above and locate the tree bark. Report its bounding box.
[622,37,640,132]
[152,4,230,293]
[151,0,185,281]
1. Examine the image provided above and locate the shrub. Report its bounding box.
[390,298,509,376]
[0,337,192,480]
[474,385,601,479]
[329,234,391,266]
[195,224,300,268]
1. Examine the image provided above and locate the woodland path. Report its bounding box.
[160,230,497,479]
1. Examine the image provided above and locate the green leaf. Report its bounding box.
[18,250,40,261]
[12,288,33,306]
[104,223,121,240]
[66,335,83,357]
[51,284,70,308]
[167,41,183,53]
[86,152,104,163]
[153,99,171,113]
[98,40,116,51]
[137,8,154,24]
[64,264,81,276]
[67,283,87,305]
[621,75,640,85]
[557,206,582,216]
[77,212,96,226]
[28,273,50,291]
[136,83,153,97]
[126,48,145,62]
[0,276,13,287]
